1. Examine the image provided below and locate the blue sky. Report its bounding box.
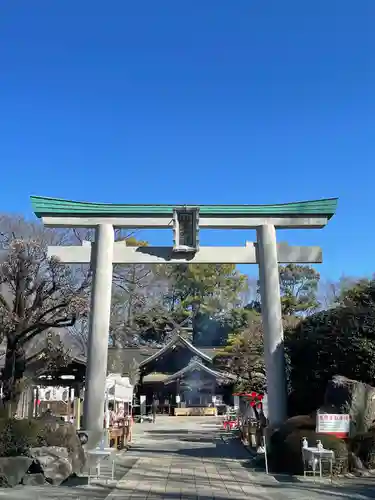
[1,1,374,281]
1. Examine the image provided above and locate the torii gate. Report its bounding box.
[31,196,337,437]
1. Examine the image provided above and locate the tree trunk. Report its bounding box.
[1,336,26,415]
[192,303,201,345]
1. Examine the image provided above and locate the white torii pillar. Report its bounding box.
[83,224,114,442]
[257,225,287,425]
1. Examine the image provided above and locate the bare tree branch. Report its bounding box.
[0,215,90,406]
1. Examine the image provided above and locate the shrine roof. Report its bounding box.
[163,359,236,385]
[138,335,213,367]
[31,196,338,219]
[53,344,221,374]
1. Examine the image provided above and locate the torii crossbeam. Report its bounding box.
[47,240,323,265]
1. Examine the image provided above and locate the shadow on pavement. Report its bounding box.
[220,431,375,499]
[113,483,262,500]
[248,479,375,500]
[144,429,192,434]
[129,443,251,462]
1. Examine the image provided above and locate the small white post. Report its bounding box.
[263,432,269,475]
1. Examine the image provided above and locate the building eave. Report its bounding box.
[139,335,212,368]
[163,360,236,385]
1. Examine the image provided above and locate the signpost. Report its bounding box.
[316,413,350,438]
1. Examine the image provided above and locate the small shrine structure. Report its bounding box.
[136,334,236,415]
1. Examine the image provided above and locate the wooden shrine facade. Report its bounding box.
[135,335,236,413]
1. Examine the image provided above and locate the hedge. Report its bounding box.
[269,428,348,475]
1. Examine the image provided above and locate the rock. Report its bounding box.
[348,451,365,471]
[37,415,86,474]
[22,473,46,486]
[30,446,72,485]
[353,468,370,477]
[323,375,375,433]
[0,457,33,487]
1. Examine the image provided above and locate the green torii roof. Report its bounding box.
[31,196,338,218]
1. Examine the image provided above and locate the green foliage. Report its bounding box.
[220,308,251,332]
[123,236,148,247]
[270,428,348,475]
[0,418,43,457]
[319,276,362,309]
[279,264,320,316]
[285,303,375,415]
[215,310,266,393]
[131,308,189,344]
[166,264,247,311]
[249,264,320,316]
[338,279,375,309]
[158,264,248,344]
[217,310,300,394]
[108,259,250,347]
[270,415,316,448]
[37,418,74,449]
[0,415,85,471]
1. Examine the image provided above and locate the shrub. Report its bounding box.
[285,304,375,415]
[269,428,348,475]
[270,414,316,449]
[0,418,43,457]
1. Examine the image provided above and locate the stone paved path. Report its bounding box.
[107,416,375,500]
[108,416,272,499]
[2,416,375,499]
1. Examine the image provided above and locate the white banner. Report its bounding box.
[38,386,69,402]
[316,413,350,436]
